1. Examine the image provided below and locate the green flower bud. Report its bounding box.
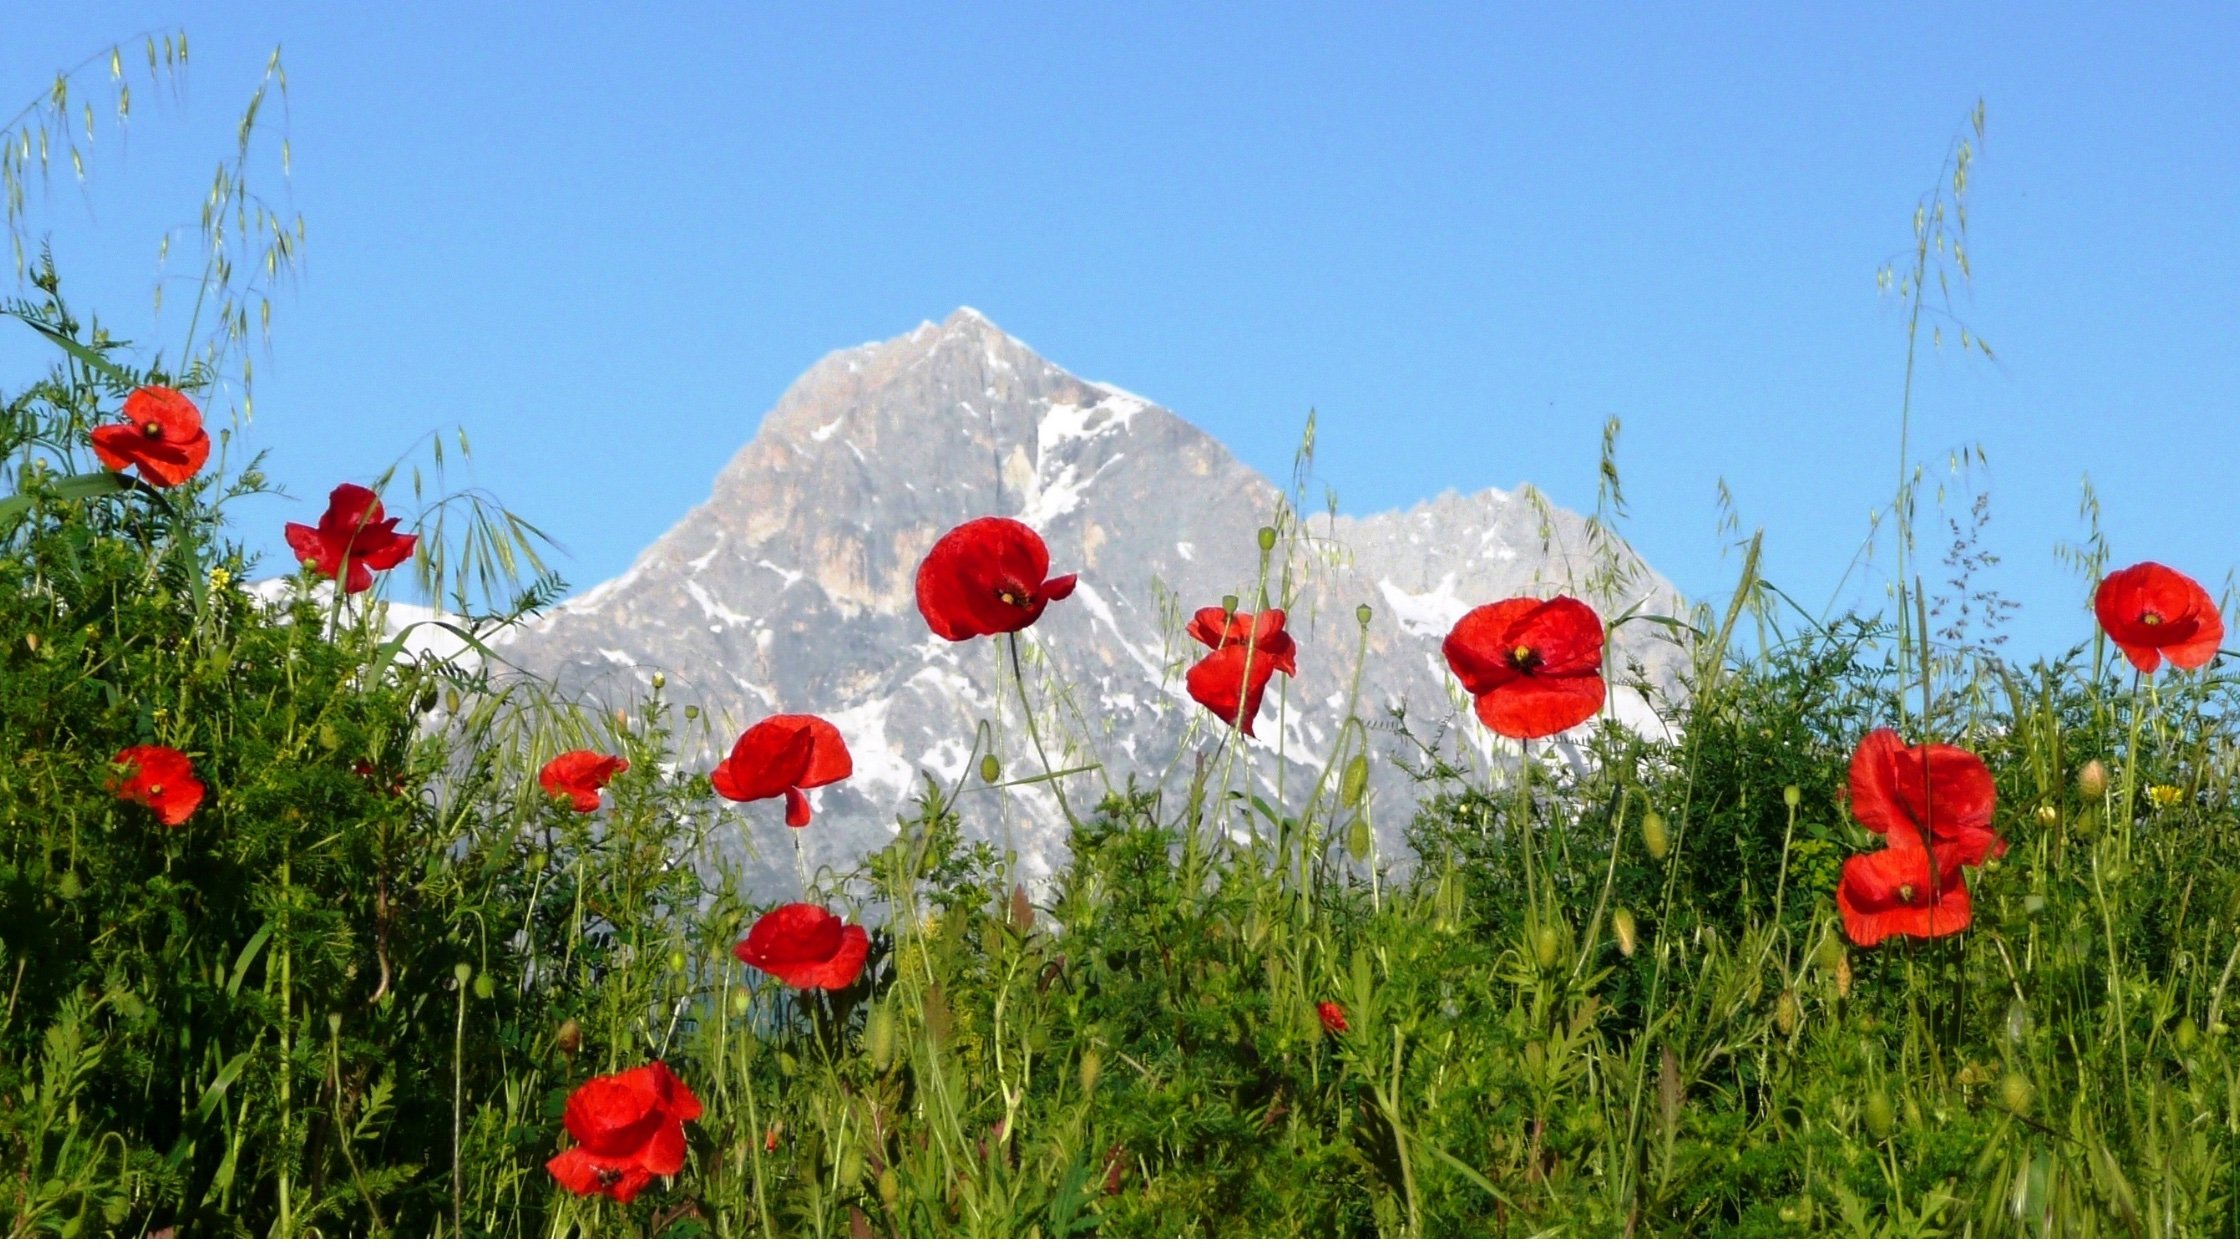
[1533,924,1560,970]
[444,690,462,716]
[1355,603,1373,628]
[1078,1047,1103,1095]
[1346,815,1373,862]
[556,1018,583,1056]
[1782,784,1801,809]
[667,949,687,973]
[1257,525,1277,552]
[1641,811,1669,861]
[1612,907,1637,957]
[865,1004,896,1072]
[1775,990,1799,1036]
[1340,755,1370,808]
[878,1167,900,1207]
[473,972,495,1000]
[651,670,666,689]
[684,704,700,721]
[2078,759,2108,799]
[1864,1091,1894,1139]
[730,988,751,1016]
[2177,1016,2199,1053]
[980,754,1001,784]
[1999,1072,2034,1116]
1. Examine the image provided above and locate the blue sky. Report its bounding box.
[6,3,2238,663]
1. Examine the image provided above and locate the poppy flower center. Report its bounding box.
[142,421,164,438]
[995,581,1031,608]
[596,1167,622,1188]
[147,783,163,796]
[1896,882,1915,904]
[1510,645,1541,674]
[2142,611,2163,626]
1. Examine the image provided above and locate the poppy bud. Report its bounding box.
[56,870,81,900]
[878,1167,900,1208]
[452,961,472,987]
[864,1004,897,1070]
[473,971,495,1000]
[24,633,38,652]
[553,1019,583,1056]
[1863,1090,1894,1139]
[1834,950,1853,998]
[1999,1071,2033,1115]
[1533,923,1561,970]
[837,1145,865,1187]
[2004,997,2032,1046]
[1355,603,1372,627]
[319,723,341,752]
[764,1125,782,1153]
[2034,804,2058,826]
[1078,1047,1102,1095]
[1340,755,1369,808]
[668,949,687,973]
[1345,815,1373,862]
[1641,811,1669,861]
[1775,990,1799,1036]
[1612,907,1637,957]
[1257,526,1277,552]
[980,754,1000,784]
[2177,1016,2200,1052]
[444,690,461,716]
[652,670,666,689]
[2078,759,2108,799]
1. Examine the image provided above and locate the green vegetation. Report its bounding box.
[3,48,2236,1239]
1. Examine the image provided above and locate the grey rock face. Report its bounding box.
[503,309,1688,894]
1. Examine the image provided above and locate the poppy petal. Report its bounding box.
[1472,674,1604,741]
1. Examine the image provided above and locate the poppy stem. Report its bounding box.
[1004,633,1078,832]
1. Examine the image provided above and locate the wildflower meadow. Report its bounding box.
[3,50,2238,1240]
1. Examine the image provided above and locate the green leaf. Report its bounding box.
[0,471,132,527]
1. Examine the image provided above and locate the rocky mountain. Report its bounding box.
[497,309,1689,894]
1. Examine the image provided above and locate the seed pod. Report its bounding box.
[1257,526,1277,551]
[2078,759,2108,799]
[452,961,473,986]
[555,1018,583,1056]
[1612,907,1637,957]
[1782,784,1801,809]
[1340,755,1370,808]
[684,704,700,721]
[1078,1047,1103,1095]
[1355,603,1372,627]
[979,754,1000,784]
[1221,593,1239,615]
[1641,811,1670,861]
[1775,990,1799,1036]
[1345,815,1373,862]
[1863,1090,1894,1139]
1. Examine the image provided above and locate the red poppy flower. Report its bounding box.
[915,517,1078,641]
[545,1061,703,1205]
[733,903,871,990]
[2094,561,2225,673]
[1441,596,1606,740]
[1847,728,2004,866]
[540,750,629,812]
[109,745,205,826]
[1835,842,1971,947]
[89,386,210,488]
[285,483,418,595]
[1317,1001,1349,1035]
[709,715,852,827]
[1184,606,1297,737]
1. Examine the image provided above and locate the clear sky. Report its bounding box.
[5,3,2237,663]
